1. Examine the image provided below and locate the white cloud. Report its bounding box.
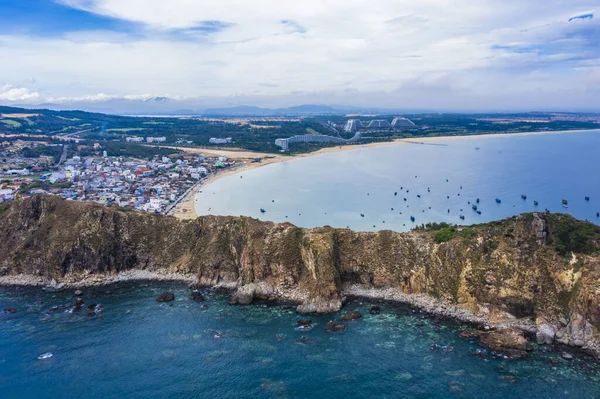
[0,0,598,109]
[0,85,40,102]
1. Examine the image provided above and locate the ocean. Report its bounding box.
[1,283,600,399]
[195,130,600,232]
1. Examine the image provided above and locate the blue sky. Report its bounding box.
[0,0,598,111]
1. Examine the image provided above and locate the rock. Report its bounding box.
[551,358,559,365]
[296,319,313,327]
[74,290,83,296]
[565,313,596,348]
[3,308,17,314]
[340,311,362,321]
[573,339,585,347]
[87,303,97,310]
[459,330,481,340]
[190,290,204,302]
[325,321,347,332]
[477,328,533,359]
[275,334,286,341]
[156,291,175,302]
[369,306,381,315]
[88,311,96,317]
[200,304,208,311]
[536,323,557,345]
[561,352,574,360]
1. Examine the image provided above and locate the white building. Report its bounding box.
[209,137,233,144]
[126,137,144,143]
[146,137,167,143]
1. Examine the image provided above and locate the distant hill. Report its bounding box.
[203,104,343,116]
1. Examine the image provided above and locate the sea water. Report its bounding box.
[1,283,600,398]
[196,130,600,232]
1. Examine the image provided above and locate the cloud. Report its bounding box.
[0,85,40,102]
[0,0,598,110]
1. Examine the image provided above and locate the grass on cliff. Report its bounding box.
[547,214,600,255]
[0,203,9,217]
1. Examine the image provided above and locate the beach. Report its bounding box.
[167,129,599,219]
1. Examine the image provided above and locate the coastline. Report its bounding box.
[168,128,600,219]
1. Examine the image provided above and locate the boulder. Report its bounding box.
[477,328,533,359]
[459,330,481,340]
[340,311,362,321]
[3,308,17,314]
[561,352,574,360]
[325,321,347,332]
[190,290,204,302]
[536,323,557,345]
[156,292,175,302]
[296,319,313,328]
[369,306,381,315]
[74,290,84,296]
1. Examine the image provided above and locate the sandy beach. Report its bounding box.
[167,129,598,219]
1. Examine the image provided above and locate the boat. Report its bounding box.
[417,195,421,198]
[534,201,539,206]
[472,205,478,211]
[563,205,568,209]
[585,197,590,201]
[410,216,415,222]
[404,198,407,201]
[495,198,501,204]
[521,195,527,200]
[37,352,53,360]
[562,199,568,205]
[394,192,398,196]
[477,210,482,215]
[360,214,365,218]
[460,215,465,220]
[476,198,480,203]
[260,209,266,213]
[545,208,550,214]
[447,209,450,213]
[597,212,599,217]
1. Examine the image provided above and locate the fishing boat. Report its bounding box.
[360,214,365,218]
[417,195,421,198]
[476,198,480,203]
[562,199,568,205]
[394,192,398,196]
[472,205,478,211]
[260,209,266,213]
[521,195,527,200]
[534,201,539,206]
[597,212,599,217]
[585,197,590,201]
[410,216,415,222]
[477,210,482,215]
[460,215,465,220]
[495,198,501,204]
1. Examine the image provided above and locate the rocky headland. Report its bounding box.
[1,195,600,357]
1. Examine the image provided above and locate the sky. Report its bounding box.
[0,0,598,111]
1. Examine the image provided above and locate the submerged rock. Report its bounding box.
[325,321,346,332]
[369,306,381,315]
[340,311,362,321]
[3,308,17,314]
[156,292,175,302]
[190,290,204,302]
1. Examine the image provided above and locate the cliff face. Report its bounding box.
[2,195,600,355]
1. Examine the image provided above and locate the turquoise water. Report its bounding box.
[1,283,600,398]
[196,130,600,232]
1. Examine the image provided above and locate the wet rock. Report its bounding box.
[74,290,83,296]
[478,328,533,359]
[87,303,97,310]
[325,321,347,332]
[340,311,362,321]
[156,292,175,302]
[3,308,17,314]
[73,298,85,312]
[190,290,204,302]
[431,343,454,353]
[536,323,557,345]
[551,358,559,365]
[459,330,481,340]
[200,304,208,311]
[88,311,96,317]
[296,319,313,327]
[561,352,574,360]
[369,306,381,315]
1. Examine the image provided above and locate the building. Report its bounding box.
[275,132,362,152]
[343,119,364,133]
[391,117,417,129]
[146,137,167,143]
[126,137,144,143]
[366,120,392,129]
[209,137,233,144]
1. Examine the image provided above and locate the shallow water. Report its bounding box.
[2,283,600,398]
[196,130,600,232]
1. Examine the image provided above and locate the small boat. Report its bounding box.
[521,195,527,200]
[562,199,568,205]
[476,198,480,203]
[37,352,53,360]
[394,192,398,196]
[410,216,415,222]
[585,197,590,201]
[534,201,539,206]
[447,209,450,213]
[404,198,407,201]
[417,195,421,198]
[360,214,365,218]
[272,200,275,203]
[597,212,599,217]
[260,209,266,213]
[477,210,482,215]
[460,215,465,220]
[545,208,550,214]
[495,198,501,204]
[472,205,478,211]
[447,196,450,199]
[563,205,568,209]
[391,208,394,211]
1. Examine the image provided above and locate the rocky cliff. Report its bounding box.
[2,195,600,356]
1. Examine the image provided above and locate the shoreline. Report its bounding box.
[168,128,600,219]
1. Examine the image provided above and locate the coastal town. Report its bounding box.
[0,138,234,215]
